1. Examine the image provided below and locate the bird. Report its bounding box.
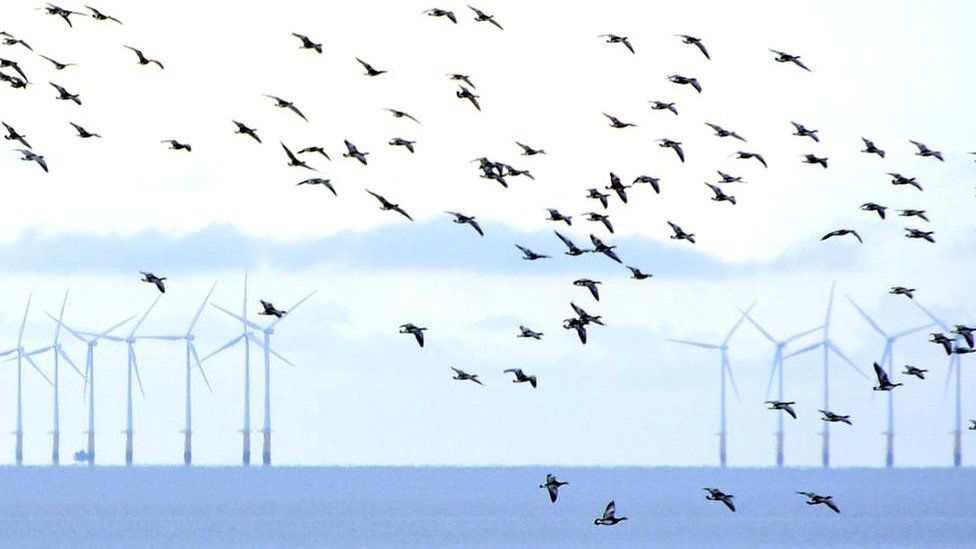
[677,35,710,59]
[554,231,588,256]
[263,94,308,121]
[649,101,678,115]
[3,122,31,148]
[15,149,48,172]
[546,209,572,226]
[953,325,976,348]
[467,5,503,29]
[516,244,549,260]
[1,72,28,89]
[819,410,852,425]
[631,176,661,195]
[161,139,192,152]
[424,8,457,23]
[861,138,885,158]
[503,368,536,388]
[500,163,534,181]
[606,172,630,203]
[594,501,627,525]
[658,139,686,162]
[668,221,696,244]
[85,5,122,23]
[952,346,976,356]
[399,323,427,347]
[540,474,567,503]
[570,302,604,326]
[902,365,927,380]
[38,54,75,70]
[447,73,476,89]
[562,317,588,344]
[770,49,812,71]
[450,367,482,385]
[259,300,286,318]
[796,492,840,513]
[603,113,636,128]
[910,140,944,162]
[717,171,744,184]
[898,209,929,222]
[930,333,955,355]
[232,120,261,143]
[343,140,370,165]
[766,400,797,419]
[889,286,915,299]
[821,229,862,244]
[356,57,387,76]
[40,4,84,27]
[582,212,614,234]
[385,108,422,125]
[705,183,735,204]
[366,190,413,221]
[733,151,767,168]
[123,46,164,69]
[0,58,28,81]
[627,266,652,280]
[456,85,481,111]
[873,362,902,391]
[586,189,610,209]
[791,121,820,142]
[590,235,621,263]
[904,228,935,243]
[516,141,546,156]
[298,146,331,159]
[49,82,81,104]
[599,34,634,54]
[296,178,336,196]
[1,33,33,51]
[802,154,828,168]
[518,326,543,340]
[291,32,322,53]
[703,488,735,512]
[445,211,484,236]
[705,122,746,141]
[573,279,601,301]
[668,74,702,93]
[389,138,416,153]
[969,420,976,431]
[139,272,166,293]
[70,122,100,138]
[888,173,922,191]
[860,202,886,219]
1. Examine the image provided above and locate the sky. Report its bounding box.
[0,0,975,467]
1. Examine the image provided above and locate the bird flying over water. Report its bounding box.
[594,501,627,525]
[796,492,839,513]
[540,474,567,503]
[703,488,735,512]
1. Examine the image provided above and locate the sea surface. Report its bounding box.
[0,466,971,548]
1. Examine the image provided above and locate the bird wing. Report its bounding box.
[287,104,308,121]
[604,501,616,519]
[675,144,685,162]
[154,279,165,293]
[852,231,863,243]
[394,206,414,222]
[547,484,558,502]
[623,39,635,54]
[825,500,840,513]
[554,231,575,248]
[503,368,521,375]
[414,330,424,347]
[281,142,299,163]
[723,498,735,512]
[695,40,710,59]
[469,219,484,236]
[874,362,889,385]
[794,58,812,72]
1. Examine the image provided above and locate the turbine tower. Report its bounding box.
[0,296,54,465]
[667,303,754,467]
[141,283,216,465]
[845,296,932,467]
[741,309,822,467]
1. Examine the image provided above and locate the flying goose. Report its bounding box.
[563,317,588,344]
[40,4,84,27]
[677,35,710,59]
[124,46,164,69]
[717,171,744,183]
[516,141,545,155]
[366,189,413,221]
[606,172,629,203]
[85,5,122,23]
[50,82,81,104]
[590,234,621,263]
[802,154,828,168]
[518,326,543,340]
[703,488,735,512]
[821,229,862,244]
[861,138,885,158]
[633,175,661,194]
[649,100,678,115]
[399,323,427,347]
[298,146,330,159]
[668,74,702,93]
[658,139,685,162]
[668,221,696,244]
[161,139,191,152]
[356,57,387,76]
[902,365,927,380]
[705,122,746,141]
[516,244,549,260]
[586,189,610,209]
[770,49,812,71]
[1,34,33,52]
[424,8,457,23]
[456,85,481,110]
[766,400,797,419]
[70,122,100,138]
[910,140,944,162]
[873,362,902,391]
[296,178,336,195]
[969,420,976,431]
[546,209,572,226]
[263,94,308,121]
[499,163,533,180]
[705,183,736,204]
[467,5,503,29]
[445,211,484,236]
[930,333,954,355]
[573,279,601,301]
[503,368,536,388]
[603,113,636,128]
[385,108,422,125]
[887,173,922,191]
[291,33,323,53]
[447,73,476,88]
[389,137,416,153]
[904,228,935,243]
[540,474,567,503]
[0,58,27,81]
[796,492,839,513]
[594,501,627,525]
[889,286,915,299]
[281,142,315,169]
[554,231,588,256]
[582,212,613,234]
[259,300,286,318]
[627,266,652,280]
[15,149,47,172]
[860,202,886,219]
[733,151,767,167]
[1,72,28,89]
[898,209,929,222]
[232,120,261,143]
[819,410,852,425]
[791,122,820,142]
[953,325,976,348]
[570,302,604,326]
[343,140,369,165]
[139,272,166,293]
[450,367,482,385]
[598,34,634,54]
[3,122,31,148]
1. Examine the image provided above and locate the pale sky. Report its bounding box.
[0,0,974,466]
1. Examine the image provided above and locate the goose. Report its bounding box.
[796,492,840,513]
[516,141,546,155]
[703,488,735,512]
[296,178,336,196]
[594,501,627,525]
[606,172,629,203]
[586,189,610,209]
[873,362,902,391]
[385,108,422,125]
[821,229,862,244]
[366,189,413,221]
[445,211,484,236]
[70,122,100,138]
[0,58,27,81]
[563,317,588,344]
[447,73,475,88]
[424,8,457,23]
[161,139,191,152]
[1,72,28,89]
[540,474,567,503]
[658,139,685,162]
[904,228,935,243]
[766,400,797,419]
[819,410,852,425]
[952,346,976,355]
[910,140,944,162]
[598,34,634,54]
[140,272,166,293]
[733,151,767,167]
[902,365,927,380]
[399,323,427,347]
[518,326,543,340]
[50,82,81,104]
[603,113,637,128]
[554,231,588,256]
[791,121,819,142]
[298,146,330,159]
[582,212,613,234]
[456,85,481,110]
[861,138,885,158]
[860,202,886,219]
[40,4,83,27]
[887,173,922,191]
[15,149,47,172]
[259,300,286,318]
[668,74,702,93]
[889,286,915,299]
[573,279,601,301]
[503,368,536,388]
[649,101,678,115]
[546,209,572,226]
[467,5,503,29]
[770,49,812,71]
[232,120,261,143]
[898,209,929,222]
[705,123,746,141]
[953,325,976,348]
[717,171,744,183]
[263,94,308,121]
[85,5,122,24]
[802,154,828,168]
[356,57,387,76]
[389,137,416,153]
[516,244,549,260]
[705,183,736,204]
[627,266,652,280]
[676,35,710,59]
[499,163,534,180]
[343,140,369,165]
[281,142,314,170]
[124,46,164,69]
[2,35,33,52]
[571,302,604,326]
[633,175,661,194]
[668,221,696,244]
[450,367,483,385]
[589,234,621,263]
[930,333,954,355]
[291,33,322,53]
[3,122,31,148]
[969,420,976,431]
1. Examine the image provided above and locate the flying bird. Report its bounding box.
[861,138,885,158]
[705,183,736,205]
[717,171,744,183]
[70,122,100,138]
[518,326,544,340]
[733,151,767,167]
[598,34,634,54]
[232,120,261,143]
[953,325,976,348]
[1,34,33,51]
[291,33,322,53]
[40,4,84,27]
[796,492,840,513]
[791,122,820,142]
[399,323,427,347]
[563,317,588,344]
[140,272,166,293]
[573,279,601,301]
[930,333,954,355]
[298,146,331,159]
[603,113,637,128]
[38,54,75,70]
[860,202,886,219]
[3,122,31,148]
[516,244,549,260]
[445,211,484,236]
[259,300,286,318]
[16,149,48,172]
[658,139,685,162]
[366,189,413,221]
[161,139,191,152]
[668,74,702,93]
[888,173,922,191]
[821,229,862,244]
[770,49,812,71]
[898,209,929,222]
[703,488,735,512]
[586,189,610,209]
[649,101,678,115]
[910,140,944,162]
[516,141,546,156]
[456,85,481,111]
[123,46,164,69]
[296,178,336,196]
[902,365,927,380]
[889,286,915,299]
[85,5,122,24]
[540,474,567,503]
[627,266,652,280]
[705,122,746,141]
[356,57,387,76]
[450,367,482,385]
[389,137,416,153]
[263,94,308,121]
[590,234,621,263]
[503,368,536,388]
[554,231,587,256]
[873,362,902,391]
[447,73,475,88]
[594,501,628,525]
[819,410,852,425]
[606,172,630,203]
[668,221,696,244]
[546,209,572,226]
[582,212,613,234]
[0,58,27,81]
[904,228,935,243]
[385,108,422,125]
[343,140,369,165]
[570,302,604,326]
[467,5,503,29]
[802,154,828,168]
[676,35,710,59]
[633,175,661,194]
[424,8,457,23]
[50,82,81,104]
[766,400,797,419]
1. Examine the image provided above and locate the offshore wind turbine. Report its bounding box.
[0,296,54,465]
[782,283,867,468]
[845,295,932,467]
[141,283,216,465]
[667,303,754,467]
[741,309,822,467]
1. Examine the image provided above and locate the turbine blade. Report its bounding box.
[212,303,262,331]
[829,342,869,380]
[57,347,84,379]
[742,311,777,344]
[187,282,217,336]
[892,322,935,340]
[824,281,836,325]
[782,341,822,360]
[723,302,756,345]
[245,332,295,367]
[96,315,136,340]
[17,295,32,346]
[844,296,887,337]
[667,338,720,349]
[910,300,948,332]
[24,353,53,386]
[129,294,162,338]
[130,345,145,398]
[21,345,53,358]
[268,290,317,329]
[137,335,184,341]
[781,325,824,344]
[45,312,87,344]
[199,334,244,362]
[189,342,213,394]
[54,289,69,343]
[724,352,740,403]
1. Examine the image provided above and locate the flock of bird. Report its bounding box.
[2,1,974,526]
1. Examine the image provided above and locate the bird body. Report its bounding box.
[140,271,166,293]
[264,94,308,121]
[705,183,736,204]
[516,244,549,260]
[50,82,81,104]
[356,57,387,76]
[70,122,100,138]
[677,35,710,59]
[873,362,902,391]
[802,154,828,168]
[766,400,797,419]
[518,325,543,340]
[468,5,503,29]
[389,137,416,153]
[594,501,627,525]
[861,137,885,158]
[540,474,567,502]
[259,300,286,318]
[797,492,840,513]
[706,122,746,141]
[704,488,735,512]
[791,122,820,142]
[424,8,457,24]
[232,120,261,143]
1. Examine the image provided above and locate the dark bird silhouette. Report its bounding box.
[861,138,885,158]
[733,151,767,168]
[259,300,286,318]
[516,141,546,156]
[904,228,935,243]
[860,202,886,219]
[590,234,621,263]
[930,333,954,355]
[343,139,369,165]
[791,121,819,142]
[3,122,31,148]
[717,171,744,184]
[797,492,840,513]
[456,85,481,111]
[0,72,28,89]
[603,113,637,128]
[627,266,652,280]
[658,139,685,162]
[819,410,852,425]
[547,209,572,226]
[563,317,588,344]
[399,323,427,347]
[889,286,915,299]
[124,46,164,69]
[0,58,27,81]
[1,34,33,51]
[140,272,166,293]
[888,173,922,191]
[389,137,416,153]
[899,209,929,222]
[873,362,902,391]
[448,73,476,88]
[70,122,100,138]
[38,54,75,70]
[770,49,812,71]
[445,211,484,236]
[161,139,191,152]
[668,221,696,244]
[503,368,536,388]
[40,4,84,27]
[594,501,627,525]
[582,212,613,234]
[676,35,710,59]
[606,172,630,203]
[298,146,331,159]
[366,189,413,221]
[291,32,322,53]
[705,122,746,141]
[599,34,634,54]
[499,163,533,180]
[571,302,604,326]
[356,57,387,76]
[451,367,482,385]
[540,474,567,503]
[467,5,503,29]
[263,94,308,121]
[970,420,976,431]
[902,365,927,380]
[910,140,944,162]
[821,229,862,244]
[424,8,457,23]
[16,149,48,172]
[85,5,122,23]
[586,189,610,209]
[516,244,549,260]
[518,325,543,340]
[802,154,828,168]
[649,100,678,115]
[953,325,976,348]
[703,488,735,512]
[573,279,601,301]
[296,178,336,196]
[50,82,80,104]
[705,183,736,204]
[766,400,797,419]
[633,175,661,194]
[232,120,261,143]
[385,108,422,125]
[668,74,701,93]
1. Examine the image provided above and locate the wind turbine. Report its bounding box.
[49,313,134,465]
[741,309,823,467]
[141,283,216,465]
[781,282,867,468]
[211,290,315,465]
[845,295,932,467]
[667,303,754,467]
[0,296,54,465]
[911,299,966,467]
